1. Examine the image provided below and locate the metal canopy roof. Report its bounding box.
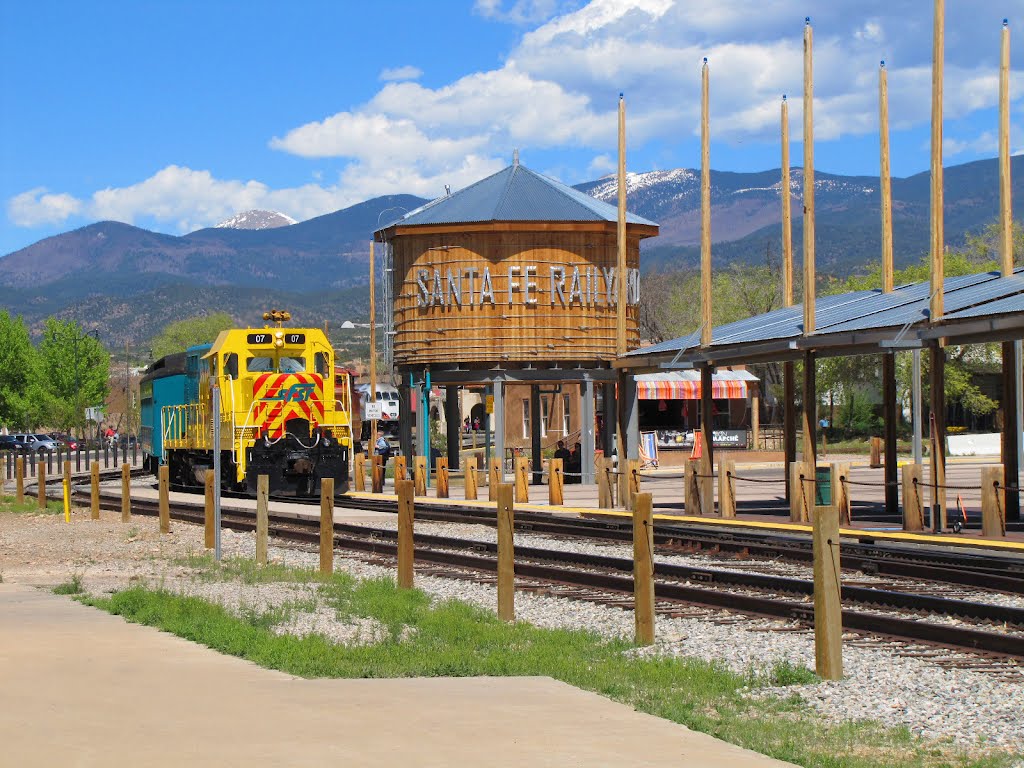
[376,162,658,232]
[621,268,1024,369]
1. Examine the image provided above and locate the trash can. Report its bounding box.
[815,465,832,506]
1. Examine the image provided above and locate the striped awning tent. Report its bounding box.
[635,370,757,400]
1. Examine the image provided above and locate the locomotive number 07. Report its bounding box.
[247,333,271,344]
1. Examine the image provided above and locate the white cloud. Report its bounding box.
[8,188,82,226]
[473,0,572,25]
[379,65,423,82]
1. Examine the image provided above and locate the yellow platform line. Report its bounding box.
[344,491,1024,552]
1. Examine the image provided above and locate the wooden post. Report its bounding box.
[393,454,407,482]
[901,464,925,531]
[930,0,945,323]
[90,461,99,520]
[320,477,334,575]
[121,463,131,522]
[751,384,761,450]
[548,458,564,506]
[413,456,427,496]
[879,60,894,294]
[685,458,702,516]
[353,452,365,492]
[397,479,415,587]
[37,460,46,510]
[633,492,655,645]
[204,469,215,549]
[869,437,882,468]
[464,455,478,500]
[436,456,449,499]
[812,503,843,679]
[256,474,269,566]
[63,460,72,523]
[496,483,515,622]
[626,458,640,511]
[514,456,529,503]
[981,466,1006,538]
[700,57,712,348]
[370,454,383,494]
[803,17,816,335]
[781,95,796,502]
[790,462,810,523]
[15,456,24,504]
[596,457,610,508]
[158,464,170,534]
[718,458,736,518]
[488,457,501,501]
[602,457,616,508]
[831,462,851,526]
[930,354,947,530]
[699,366,714,519]
[616,93,627,357]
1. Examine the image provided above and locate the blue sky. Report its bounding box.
[2,0,1022,255]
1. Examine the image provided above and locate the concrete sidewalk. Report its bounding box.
[0,583,793,767]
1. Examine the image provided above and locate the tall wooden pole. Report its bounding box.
[880,60,899,515]
[700,59,712,348]
[782,95,796,496]
[802,18,816,336]
[930,0,947,529]
[369,240,378,456]
[999,19,1020,522]
[616,94,627,356]
[801,18,817,499]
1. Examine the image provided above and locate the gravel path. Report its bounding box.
[1,505,1021,752]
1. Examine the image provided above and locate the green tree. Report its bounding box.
[150,312,235,359]
[37,319,110,433]
[0,311,42,430]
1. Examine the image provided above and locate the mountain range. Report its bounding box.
[2,155,1022,346]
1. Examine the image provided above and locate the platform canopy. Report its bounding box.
[617,269,1024,369]
[635,370,757,399]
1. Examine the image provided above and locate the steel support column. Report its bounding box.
[882,353,899,515]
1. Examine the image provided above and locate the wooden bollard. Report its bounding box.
[901,464,924,531]
[869,436,882,468]
[488,457,501,501]
[204,469,215,549]
[464,456,478,500]
[548,458,564,506]
[121,463,131,521]
[436,456,449,498]
[496,483,515,622]
[596,457,612,508]
[37,460,46,510]
[832,462,851,526]
[633,491,655,645]
[413,456,427,496]
[320,477,334,574]
[15,456,24,504]
[63,460,72,523]
[90,462,100,519]
[812,503,843,679]
[981,465,1006,538]
[158,464,170,533]
[514,456,529,503]
[371,454,384,494]
[397,479,415,588]
[256,474,269,566]
[393,455,407,482]
[353,452,366,492]
[626,458,641,511]
[684,459,701,516]
[790,463,811,523]
[717,458,736,518]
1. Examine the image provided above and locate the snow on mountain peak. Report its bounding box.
[214,210,297,230]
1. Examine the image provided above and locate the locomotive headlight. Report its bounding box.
[275,339,284,347]
[275,331,284,339]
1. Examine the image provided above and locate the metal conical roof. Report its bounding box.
[376,162,658,232]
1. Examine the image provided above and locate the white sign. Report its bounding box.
[365,403,383,420]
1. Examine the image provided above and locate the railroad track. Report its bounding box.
[80,490,1024,662]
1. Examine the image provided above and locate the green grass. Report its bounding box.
[54,574,85,595]
[0,492,66,515]
[80,558,1017,768]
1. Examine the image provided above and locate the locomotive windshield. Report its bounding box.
[247,356,306,373]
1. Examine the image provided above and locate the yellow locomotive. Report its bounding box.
[156,311,353,495]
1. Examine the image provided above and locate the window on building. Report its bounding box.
[522,399,530,438]
[540,396,549,438]
[562,394,571,435]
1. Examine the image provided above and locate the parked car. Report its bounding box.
[11,434,60,452]
[0,435,29,451]
[47,433,79,450]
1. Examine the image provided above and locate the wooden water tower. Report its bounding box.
[375,158,658,480]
